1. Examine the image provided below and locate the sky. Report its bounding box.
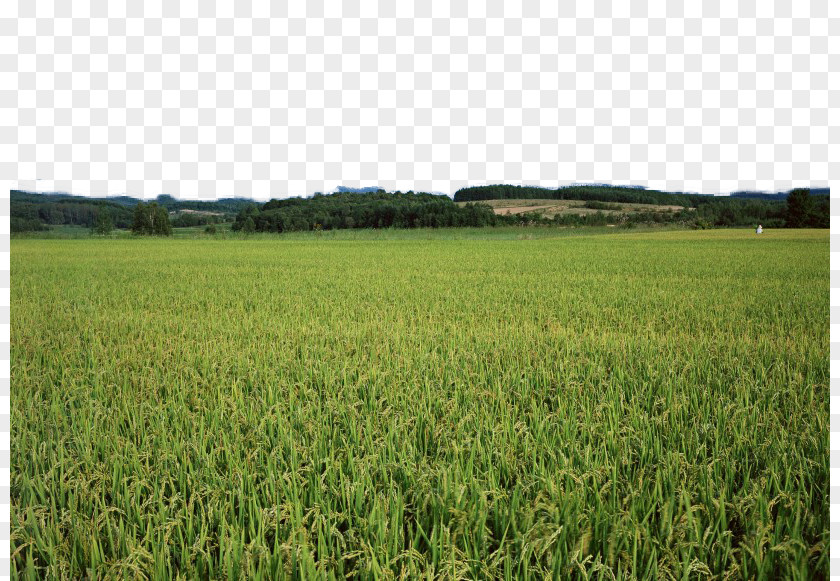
[9,0,834,200]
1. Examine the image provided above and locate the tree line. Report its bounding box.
[11,185,829,235]
[231,191,499,232]
[453,185,828,228]
[11,198,135,232]
[87,202,176,236]
[129,202,172,235]
[9,190,249,233]
[454,184,694,205]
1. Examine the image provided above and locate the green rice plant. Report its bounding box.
[11,228,828,579]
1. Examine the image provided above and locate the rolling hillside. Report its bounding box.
[456,198,690,220]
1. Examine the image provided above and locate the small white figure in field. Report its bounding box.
[756,224,763,234]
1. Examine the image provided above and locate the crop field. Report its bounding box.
[11,229,828,579]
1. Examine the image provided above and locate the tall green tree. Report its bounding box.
[231,204,260,232]
[91,210,114,235]
[132,202,172,236]
[132,202,152,234]
[785,189,813,228]
[809,195,830,228]
[153,204,172,235]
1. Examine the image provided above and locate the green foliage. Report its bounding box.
[13,187,828,235]
[233,192,499,233]
[171,212,221,227]
[131,202,172,236]
[583,200,623,211]
[10,192,134,229]
[786,189,813,227]
[131,202,151,234]
[204,224,218,235]
[10,217,49,232]
[151,194,263,215]
[455,185,828,229]
[454,184,692,205]
[10,190,251,228]
[10,230,828,579]
[785,188,827,228]
[91,210,114,235]
[810,195,830,228]
[230,204,260,232]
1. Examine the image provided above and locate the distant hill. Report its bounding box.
[10,184,830,233]
[729,188,829,200]
[453,184,829,204]
[9,190,255,232]
[11,190,134,205]
[232,190,499,232]
[451,184,829,229]
[150,194,256,214]
[334,186,383,194]
[12,190,255,212]
[454,184,703,204]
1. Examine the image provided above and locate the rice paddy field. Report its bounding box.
[11,229,828,579]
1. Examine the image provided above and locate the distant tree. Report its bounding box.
[91,210,113,235]
[132,202,172,236]
[231,204,260,231]
[10,217,48,232]
[132,202,153,234]
[204,224,217,234]
[785,189,814,228]
[242,217,256,234]
[154,205,172,235]
[172,212,217,227]
[810,195,830,228]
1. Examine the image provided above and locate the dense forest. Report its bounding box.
[730,188,829,199]
[10,185,830,233]
[453,185,829,229]
[454,184,694,205]
[9,190,251,232]
[454,183,828,206]
[10,195,136,232]
[232,191,499,232]
[227,187,828,232]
